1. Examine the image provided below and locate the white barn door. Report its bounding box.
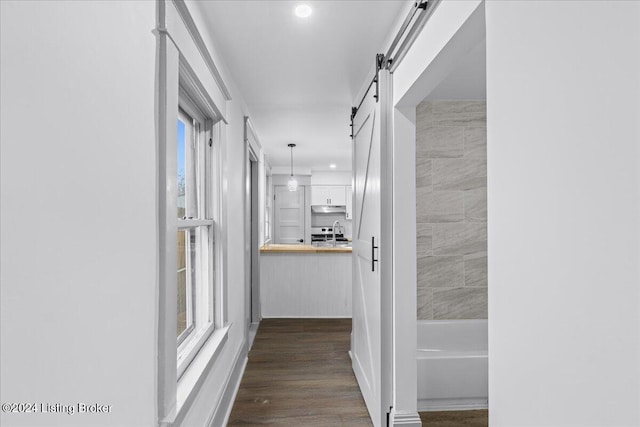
[351,68,392,427]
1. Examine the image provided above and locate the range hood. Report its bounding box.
[311,205,347,214]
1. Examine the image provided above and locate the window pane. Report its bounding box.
[178,110,199,219]
[177,230,196,340]
[177,119,186,218]
[185,122,198,219]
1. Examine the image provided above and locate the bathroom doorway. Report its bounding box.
[391,0,488,423]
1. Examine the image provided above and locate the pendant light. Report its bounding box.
[287,143,298,191]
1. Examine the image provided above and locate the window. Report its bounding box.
[175,96,217,378]
[156,6,232,420]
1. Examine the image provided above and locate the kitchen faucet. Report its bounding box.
[332,220,341,248]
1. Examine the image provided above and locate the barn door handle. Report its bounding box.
[371,236,378,271]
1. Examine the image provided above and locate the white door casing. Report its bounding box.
[274,185,305,244]
[351,69,392,427]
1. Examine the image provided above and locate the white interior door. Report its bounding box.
[274,185,305,244]
[351,72,391,427]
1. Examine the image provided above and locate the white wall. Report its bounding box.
[310,171,352,186]
[270,166,312,176]
[1,1,259,426]
[0,1,157,426]
[486,2,640,426]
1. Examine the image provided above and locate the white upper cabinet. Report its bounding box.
[311,186,330,206]
[311,186,347,206]
[328,186,346,205]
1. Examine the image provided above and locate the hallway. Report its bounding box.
[228,319,372,426]
[2,2,639,427]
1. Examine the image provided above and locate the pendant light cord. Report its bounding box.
[286,143,298,192]
[288,143,296,176]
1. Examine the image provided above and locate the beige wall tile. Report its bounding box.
[416,101,434,129]
[418,126,464,158]
[416,157,432,188]
[465,253,488,287]
[464,127,487,158]
[418,256,464,288]
[430,101,486,127]
[432,287,487,319]
[432,223,487,256]
[417,286,433,320]
[417,190,464,223]
[417,223,433,257]
[433,158,486,191]
[415,100,487,320]
[464,187,487,222]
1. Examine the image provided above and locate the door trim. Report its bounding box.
[244,119,261,344]
[379,69,394,425]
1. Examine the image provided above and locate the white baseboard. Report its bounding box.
[248,322,259,350]
[206,341,248,427]
[389,409,422,427]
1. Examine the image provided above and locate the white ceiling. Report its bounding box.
[194,1,408,172]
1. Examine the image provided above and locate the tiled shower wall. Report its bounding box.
[416,100,487,320]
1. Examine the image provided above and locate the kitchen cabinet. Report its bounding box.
[311,186,347,206]
[311,186,330,205]
[345,186,353,220]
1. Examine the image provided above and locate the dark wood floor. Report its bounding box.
[420,409,488,427]
[228,318,372,426]
[228,318,488,427]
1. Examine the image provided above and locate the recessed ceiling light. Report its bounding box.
[329,163,337,169]
[295,4,312,18]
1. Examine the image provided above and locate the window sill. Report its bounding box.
[174,324,230,421]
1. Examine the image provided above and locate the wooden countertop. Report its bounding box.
[260,244,352,254]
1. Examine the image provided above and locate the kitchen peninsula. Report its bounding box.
[260,244,352,318]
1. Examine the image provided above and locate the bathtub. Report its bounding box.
[417,319,488,411]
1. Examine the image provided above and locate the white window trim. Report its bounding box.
[156,32,230,426]
[176,324,229,413]
[175,98,218,381]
